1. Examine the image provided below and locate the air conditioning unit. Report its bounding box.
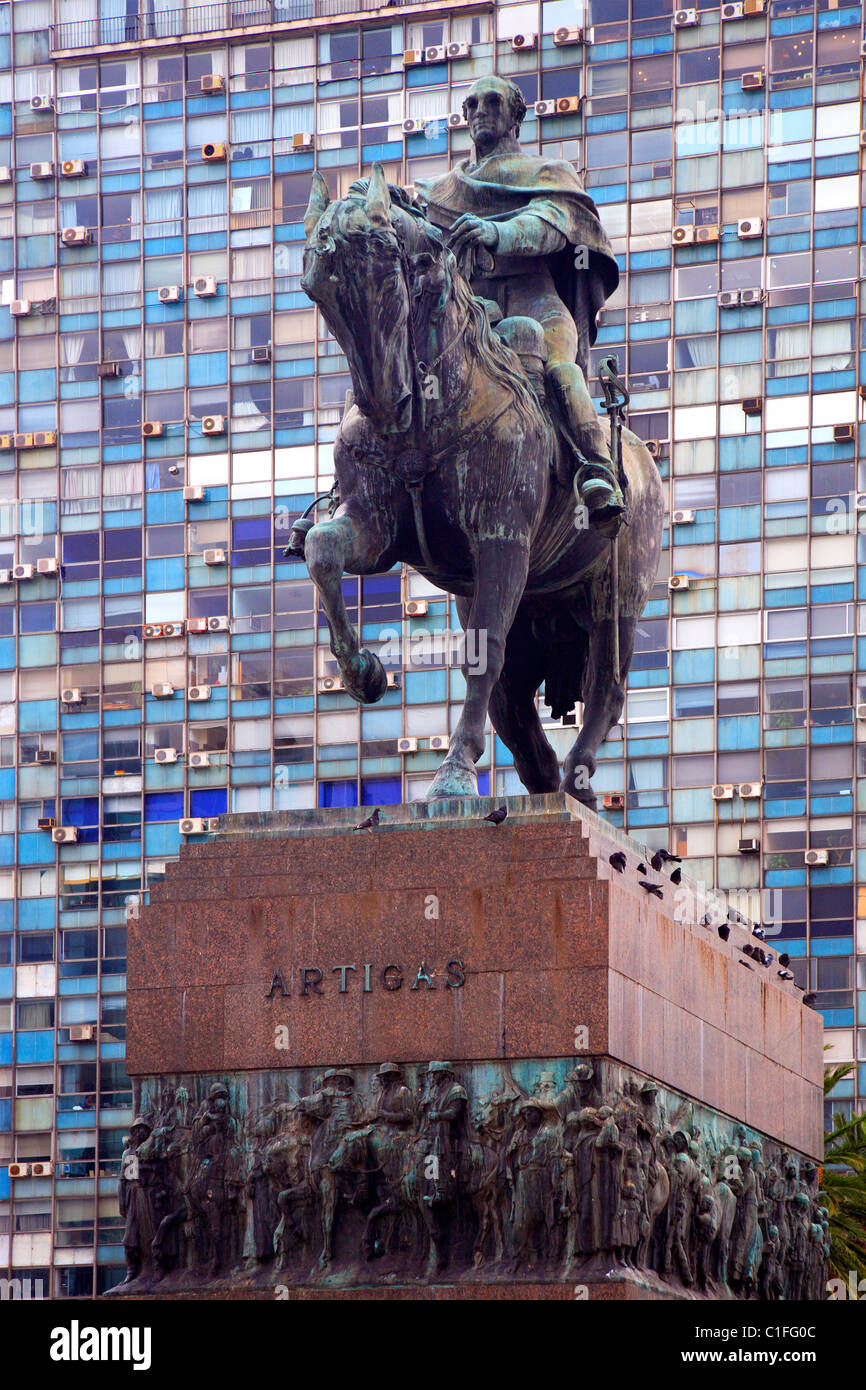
[718,290,741,308]
[142,421,164,438]
[61,226,92,246]
[510,33,537,51]
[425,45,446,62]
[207,615,229,631]
[34,750,56,764]
[158,285,182,303]
[52,826,79,843]
[834,424,855,443]
[738,838,760,854]
[738,217,763,239]
[30,95,54,111]
[448,112,468,129]
[672,226,695,246]
[804,849,828,867]
[403,118,426,134]
[447,42,471,58]
[200,74,225,93]
[30,162,54,179]
[250,345,271,363]
[0,166,11,182]
[711,784,734,800]
[534,101,558,118]
[645,440,664,459]
[429,734,450,751]
[721,2,743,18]
[201,141,226,162]
[672,509,695,525]
[143,623,164,639]
[69,1024,95,1041]
[151,684,175,698]
[9,1163,31,1178]
[189,751,211,768]
[743,0,765,12]
[553,26,583,45]
[61,688,82,704]
[154,747,179,764]
[738,782,762,799]
[203,548,226,565]
[403,49,424,66]
[97,362,120,379]
[180,818,207,835]
[186,617,208,633]
[10,300,32,317]
[674,9,699,27]
[291,132,314,152]
[0,569,11,584]
[13,563,35,580]
[668,575,690,591]
[386,673,400,689]
[60,159,88,179]
[36,556,58,575]
[602,793,625,810]
[696,225,719,243]
[202,415,225,436]
[162,621,184,637]
[404,599,428,616]
[14,434,34,448]
[193,276,218,297]
[554,96,580,114]
[741,70,765,91]
[318,675,344,693]
[34,430,56,447]
[742,397,762,416]
[397,736,418,753]
[188,685,212,701]
[739,288,764,306]
[31,1162,53,1177]
[37,817,56,830]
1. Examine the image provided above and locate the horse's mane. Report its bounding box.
[448,265,544,432]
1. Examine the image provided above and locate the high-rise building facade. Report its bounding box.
[0,0,861,1297]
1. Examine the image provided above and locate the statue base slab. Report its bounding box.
[114,792,826,1300]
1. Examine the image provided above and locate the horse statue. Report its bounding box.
[294,164,663,806]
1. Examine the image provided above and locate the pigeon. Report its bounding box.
[638,880,664,899]
[778,952,790,967]
[718,925,730,942]
[609,852,627,873]
[656,850,682,864]
[636,862,648,875]
[778,969,794,981]
[738,960,754,971]
[354,808,380,831]
[803,992,817,1008]
[752,926,765,941]
[759,951,773,968]
[650,851,665,872]
[741,944,755,959]
[484,806,508,825]
[669,867,682,886]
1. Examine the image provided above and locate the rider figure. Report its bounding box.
[417,74,625,538]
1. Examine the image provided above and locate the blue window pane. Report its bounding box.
[319,781,358,808]
[144,792,184,822]
[189,789,228,817]
[360,777,401,806]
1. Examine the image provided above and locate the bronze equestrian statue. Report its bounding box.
[293,73,664,806]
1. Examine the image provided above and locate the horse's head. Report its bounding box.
[301,165,448,436]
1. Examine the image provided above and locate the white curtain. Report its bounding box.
[60,467,100,515]
[770,324,809,376]
[187,184,226,234]
[407,89,449,121]
[812,319,854,371]
[103,462,142,508]
[120,327,142,361]
[231,109,271,145]
[144,326,166,357]
[145,188,182,236]
[102,262,142,310]
[274,105,315,139]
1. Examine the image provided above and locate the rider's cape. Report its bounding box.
[416,154,619,350]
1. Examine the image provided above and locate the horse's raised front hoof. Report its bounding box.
[343,648,389,704]
[425,757,478,802]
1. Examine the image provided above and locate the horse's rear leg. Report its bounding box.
[305,506,389,704]
[481,609,560,795]
[426,538,529,801]
[562,614,635,808]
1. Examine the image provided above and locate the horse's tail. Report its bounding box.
[541,633,588,721]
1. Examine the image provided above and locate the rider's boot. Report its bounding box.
[546,361,626,539]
